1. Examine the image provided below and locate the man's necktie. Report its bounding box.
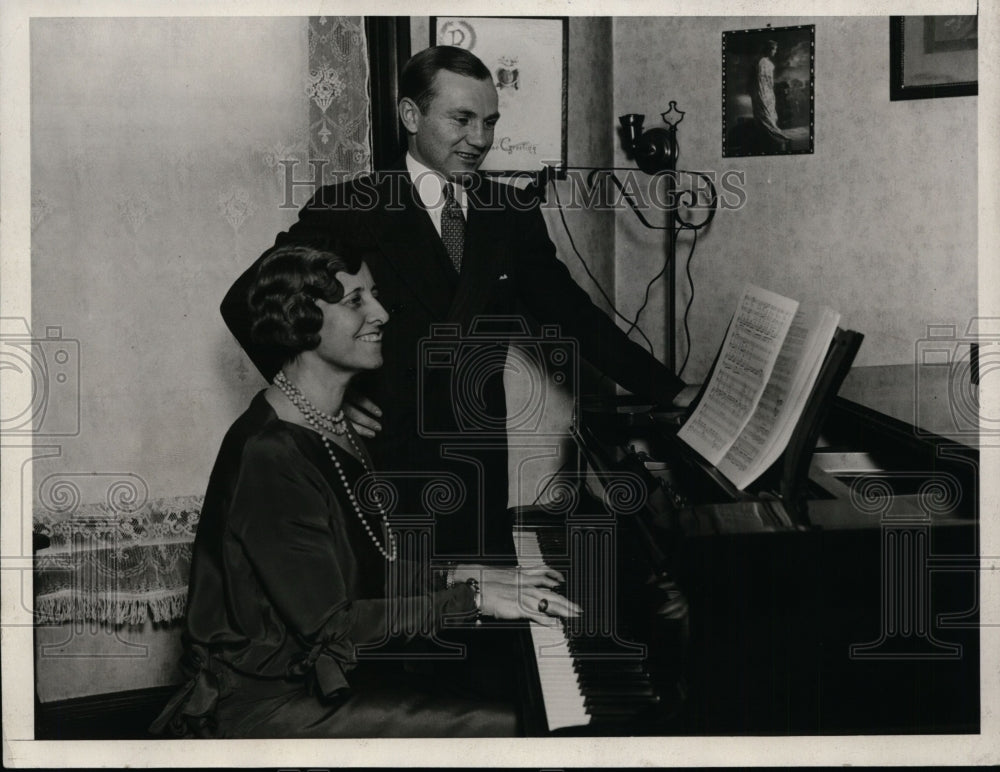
[441,182,465,273]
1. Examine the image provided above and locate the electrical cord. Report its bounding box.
[621,225,700,379]
[548,176,703,385]
[550,180,656,354]
[623,251,670,342]
[677,226,699,379]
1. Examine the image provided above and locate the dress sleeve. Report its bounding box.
[512,203,686,402]
[230,434,476,696]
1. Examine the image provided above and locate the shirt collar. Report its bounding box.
[405,153,467,210]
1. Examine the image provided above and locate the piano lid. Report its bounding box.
[838,362,978,448]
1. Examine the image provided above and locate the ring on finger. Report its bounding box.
[537,597,549,613]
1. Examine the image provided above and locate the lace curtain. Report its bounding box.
[308,16,372,183]
[34,496,202,625]
[31,17,372,626]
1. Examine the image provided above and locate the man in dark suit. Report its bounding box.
[222,45,695,561]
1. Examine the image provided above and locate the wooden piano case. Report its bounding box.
[568,330,980,734]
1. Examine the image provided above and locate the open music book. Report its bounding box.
[676,284,841,491]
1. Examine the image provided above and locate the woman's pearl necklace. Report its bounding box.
[274,371,347,435]
[273,370,397,561]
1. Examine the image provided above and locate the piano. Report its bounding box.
[514,360,980,735]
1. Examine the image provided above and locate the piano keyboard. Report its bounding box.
[526,610,591,730]
[514,525,661,733]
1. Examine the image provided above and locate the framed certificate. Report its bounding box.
[432,16,568,177]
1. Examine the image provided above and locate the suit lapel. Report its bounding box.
[369,170,456,321]
[447,178,506,326]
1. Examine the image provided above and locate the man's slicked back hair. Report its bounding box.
[399,45,493,113]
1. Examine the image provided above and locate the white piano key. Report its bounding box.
[517,528,591,731]
[529,621,590,730]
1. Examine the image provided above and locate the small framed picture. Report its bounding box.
[890,16,977,101]
[722,25,815,158]
[432,16,568,177]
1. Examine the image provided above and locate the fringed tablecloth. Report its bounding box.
[34,495,202,625]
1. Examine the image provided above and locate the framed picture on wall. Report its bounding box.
[431,16,568,177]
[722,25,815,158]
[890,16,978,101]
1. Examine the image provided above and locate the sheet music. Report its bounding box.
[717,304,840,489]
[677,285,798,466]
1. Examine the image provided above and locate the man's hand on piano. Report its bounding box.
[452,564,582,626]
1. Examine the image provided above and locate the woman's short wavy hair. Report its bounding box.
[247,244,363,363]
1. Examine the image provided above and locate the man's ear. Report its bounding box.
[398,97,421,135]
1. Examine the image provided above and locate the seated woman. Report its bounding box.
[151,244,578,738]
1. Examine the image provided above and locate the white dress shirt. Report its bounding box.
[405,153,468,238]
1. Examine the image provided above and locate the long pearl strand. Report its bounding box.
[273,370,397,561]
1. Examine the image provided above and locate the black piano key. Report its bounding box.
[568,638,642,655]
[584,692,660,707]
[583,699,659,718]
[576,673,651,693]
[568,643,644,658]
[573,658,646,671]
[584,690,660,704]
[581,683,657,698]
[575,672,651,689]
[573,659,646,675]
[574,662,650,679]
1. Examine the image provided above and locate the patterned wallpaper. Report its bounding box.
[29,16,372,701]
[30,17,371,508]
[613,17,977,379]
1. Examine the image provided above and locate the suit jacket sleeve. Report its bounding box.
[512,203,686,402]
